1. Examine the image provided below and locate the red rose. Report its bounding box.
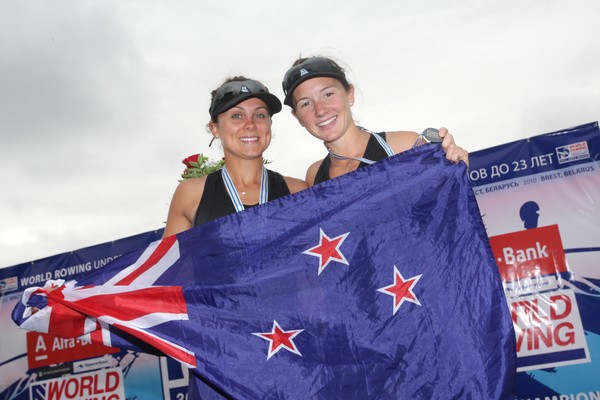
[182,154,200,169]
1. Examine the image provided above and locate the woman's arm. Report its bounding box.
[163,177,206,237]
[387,128,469,166]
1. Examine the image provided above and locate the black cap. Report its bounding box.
[209,79,282,122]
[282,57,349,107]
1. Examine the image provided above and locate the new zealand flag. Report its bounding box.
[13,145,516,399]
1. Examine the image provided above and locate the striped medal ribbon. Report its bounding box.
[221,165,268,212]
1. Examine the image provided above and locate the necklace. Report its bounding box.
[326,127,395,165]
[345,160,354,173]
[221,166,268,212]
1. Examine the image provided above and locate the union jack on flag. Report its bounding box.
[13,145,516,399]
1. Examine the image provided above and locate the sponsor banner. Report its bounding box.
[509,289,589,370]
[0,229,190,400]
[490,225,568,285]
[470,122,600,397]
[468,122,599,187]
[29,367,125,400]
[26,333,119,370]
[73,356,117,374]
[37,365,74,381]
[489,225,590,371]
[0,276,18,294]
[1,229,164,296]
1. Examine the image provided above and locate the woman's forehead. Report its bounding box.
[228,97,269,110]
[294,76,345,95]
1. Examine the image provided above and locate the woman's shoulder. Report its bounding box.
[163,175,210,238]
[172,175,210,203]
[267,168,309,193]
[283,175,309,193]
[305,158,325,186]
[177,175,209,190]
[385,130,419,154]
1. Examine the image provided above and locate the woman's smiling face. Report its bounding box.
[292,76,355,144]
[211,97,273,160]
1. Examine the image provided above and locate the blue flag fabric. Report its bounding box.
[13,145,516,399]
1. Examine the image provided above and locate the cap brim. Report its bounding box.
[216,92,282,119]
[283,72,347,107]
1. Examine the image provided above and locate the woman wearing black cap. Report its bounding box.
[163,76,307,237]
[281,56,469,186]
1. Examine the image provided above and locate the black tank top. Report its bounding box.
[314,132,388,185]
[193,169,291,227]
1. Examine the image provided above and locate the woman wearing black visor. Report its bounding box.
[163,77,307,399]
[282,56,469,186]
[164,77,307,237]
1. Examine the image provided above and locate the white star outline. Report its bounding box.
[302,228,350,275]
[252,320,305,360]
[377,265,423,315]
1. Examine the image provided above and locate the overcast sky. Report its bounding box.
[1,0,599,268]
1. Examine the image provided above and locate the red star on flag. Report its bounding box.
[303,228,350,275]
[377,266,422,315]
[252,320,304,360]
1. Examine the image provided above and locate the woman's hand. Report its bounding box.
[439,127,469,166]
